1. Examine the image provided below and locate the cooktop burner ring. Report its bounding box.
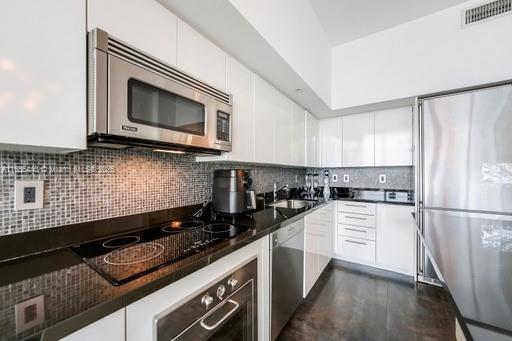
[103,242,165,266]
[102,235,141,249]
[162,220,205,233]
[202,223,235,233]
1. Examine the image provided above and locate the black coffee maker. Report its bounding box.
[212,169,257,214]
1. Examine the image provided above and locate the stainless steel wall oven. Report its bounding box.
[154,258,257,340]
[88,28,232,154]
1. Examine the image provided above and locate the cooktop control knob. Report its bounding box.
[217,284,226,299]
[201,293,214,309]
[228,278,238,290]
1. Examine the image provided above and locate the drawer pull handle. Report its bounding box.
[346,239,367,246]
[345,216,367,220]
[345,227,366,233]
[345,204,367,208]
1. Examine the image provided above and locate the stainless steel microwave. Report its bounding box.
[87,28,232,154]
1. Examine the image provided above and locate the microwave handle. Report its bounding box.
[246,191,256,210]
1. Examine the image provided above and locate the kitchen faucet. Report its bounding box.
[273,182,289,201]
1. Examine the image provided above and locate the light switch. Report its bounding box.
[15,180,44,210]
[379,174,386,184]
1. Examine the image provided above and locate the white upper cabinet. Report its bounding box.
[254,76,276,164]
[177,20,226,90]
[0,0,86,153]
[87,0,178,67]
[319,117,343,168]
[374,106,413,166]
[224,55,255,162]
[342,112,375,167]
[274,96,294,166]
[292,104,306,167]
[306,112,320,167]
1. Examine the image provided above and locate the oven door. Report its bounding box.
[108,55,232,150]
[156,280,256,341]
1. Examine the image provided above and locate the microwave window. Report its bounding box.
[128,79,205,136]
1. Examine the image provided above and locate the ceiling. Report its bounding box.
[309,0,470,46]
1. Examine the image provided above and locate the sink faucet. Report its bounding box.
[273,182,289,201]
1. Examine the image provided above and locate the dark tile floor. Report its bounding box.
[278,260,456,341]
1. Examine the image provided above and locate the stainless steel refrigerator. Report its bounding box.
[417,84,512,334]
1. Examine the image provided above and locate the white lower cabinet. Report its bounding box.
[338,236,376,263]
[304,202,335,297]
[376,204,415,275]
[60,309,125,341]
[335,201,415,276]
[125,236,270,341]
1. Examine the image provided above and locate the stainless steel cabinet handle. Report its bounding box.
[345,239,367,246]
[200,299,240,331]
[345,227,366,233]
[345,215,367,220]
[345,204,366,207]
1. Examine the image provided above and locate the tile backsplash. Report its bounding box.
[0,149,305,235]
[307,166,414,191]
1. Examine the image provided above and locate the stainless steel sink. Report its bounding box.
[269,199,313,209]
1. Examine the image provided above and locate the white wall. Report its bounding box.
[331,0,512,110]
[228,0,331,106]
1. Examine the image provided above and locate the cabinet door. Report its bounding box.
[319,117,343,167]
[88,0,177,67]
[61,309,125,341]
[304,218,319,297]
[254,76,276,163]
[375,107,413,166]
[177,20,226,90]
[342,113,375,167]
[306,112,319,167]
[292,104,306,167]
[317,204,334,272]
[274,95,294,165]
[376,204,415,275]
[225,55,255,162]
[0,0,86,152]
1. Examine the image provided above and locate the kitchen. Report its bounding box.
[0,0,511,340]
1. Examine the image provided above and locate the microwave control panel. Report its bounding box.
[216,111,231,142]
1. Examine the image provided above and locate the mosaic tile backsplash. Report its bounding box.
[0,149,305,235]
[307,166,414,191]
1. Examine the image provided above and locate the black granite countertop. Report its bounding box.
[413,210,512,341]
[0,200,328,341]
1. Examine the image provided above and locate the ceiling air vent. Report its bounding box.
[463,0,511,26]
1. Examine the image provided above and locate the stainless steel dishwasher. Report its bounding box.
[270,218,305,340]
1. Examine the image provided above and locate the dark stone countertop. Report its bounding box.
[412,210,512,341]
[0,200,330,341]
[0,196,414,341]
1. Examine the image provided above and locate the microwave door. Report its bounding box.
[108,55,214,149]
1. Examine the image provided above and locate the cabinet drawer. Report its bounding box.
[338,201,376,215]
[338,224,375,241]
[338,236,376,262]
[338,212,376,228]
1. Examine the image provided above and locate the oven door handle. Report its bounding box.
[200,299,240,331]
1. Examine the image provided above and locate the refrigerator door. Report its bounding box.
[423,209,512,333]
[421,85,512,213]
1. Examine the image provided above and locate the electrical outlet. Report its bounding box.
[379,174,386,184]
[332,174,338,182]
[15,180,44,210]
[343,174,350,183]
[15,295,45,334]
[295,175,298,183]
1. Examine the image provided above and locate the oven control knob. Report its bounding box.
[201,294,214,309]
[227,278,238,290]
[217,284,226,299]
